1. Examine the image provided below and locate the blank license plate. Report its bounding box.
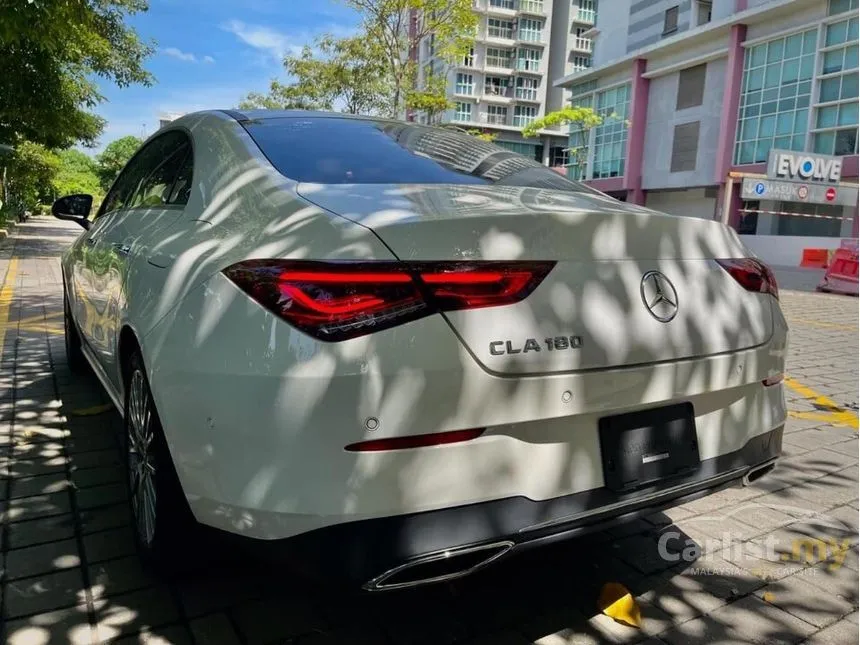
[599,403,700,493]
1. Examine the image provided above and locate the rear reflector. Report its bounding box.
[716,258,779,300]
[223,260,554,341]
[762,373,784,387]
[344,428,485,452]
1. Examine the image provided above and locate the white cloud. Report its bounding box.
[162,47,197,62]
[203,55,216,64]
[222,20,291,62]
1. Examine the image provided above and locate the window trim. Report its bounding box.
[663,6,680,36]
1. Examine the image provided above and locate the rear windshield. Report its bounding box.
[242,116,593,193]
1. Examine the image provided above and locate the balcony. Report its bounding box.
[573,8,596,24]
[482,0,517,17]
[515,59,542,74]
[514,89,540,102]
[483,85,515,103]
[512,115,537,127]
[480,111,509,125]
[484,58,516,74]
[516,31,545,45]
[572,37,593,53]
[518,0,545,15]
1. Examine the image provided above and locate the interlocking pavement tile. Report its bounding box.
[7,513,76,549]
[176,567,262,619]
[89,555,159,599]
[803,559,860,605]
[802,617,860,645]
[76,482,127,510]
[791,475,859,508]
[231,595,327,644]
[5,538,82,580]
[83,526,138,564]
[91,586,182,642]
[3,605,94,645]
[755,570,856,628]
[66,431,118,454]
[189,613,244,645]
[453,629,532,645]
[9,471,72,499]
[12,424,69,443]
[80,503,132,535]
[614,533,683,576]
[784,428,854,452]
[1,452,71,477]
[2,491,71,523]
[100,624,193,645]
[660,594,816,645]
[3,568,87,619]
[71,448,122,470]
[823,438,859,457]
[72,464,125,489]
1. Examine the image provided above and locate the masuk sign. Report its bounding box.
[767,149,843,184]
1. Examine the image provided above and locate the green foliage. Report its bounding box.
[96,135,142,191]
[345,0,478,116]
[240,34,389,114]
[53,150,102,197]
[4,141,60,212]
[0,0,154,149]
[521,107,604,139]
[405,73,453,122]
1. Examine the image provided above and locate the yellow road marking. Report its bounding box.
[786,318,859,332]
[0,258,19,361]
[785,376,858,429]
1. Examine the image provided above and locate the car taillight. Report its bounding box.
[223,260,555,341]
[716,258,779,300]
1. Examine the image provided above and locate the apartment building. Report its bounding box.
[554,0,859,266]
[415,0,598,168]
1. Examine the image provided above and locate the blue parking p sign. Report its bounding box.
[754,182,766,195]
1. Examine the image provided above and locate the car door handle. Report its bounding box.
[112,243,131,256]
[85,237,96,245]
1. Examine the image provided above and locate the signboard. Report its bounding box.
[741,177,858,206]
[767,149,843,184]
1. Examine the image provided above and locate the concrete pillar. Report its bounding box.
[541,138,551,166]
[623,58,649,206]
[852,202,859,237]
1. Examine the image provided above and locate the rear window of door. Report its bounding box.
[127,131,192,209]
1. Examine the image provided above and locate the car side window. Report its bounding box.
[166,149,193,205]
[126,130,191,210]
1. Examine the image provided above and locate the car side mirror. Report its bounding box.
[52,194,92,230]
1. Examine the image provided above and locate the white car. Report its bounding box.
[53,110,787,590]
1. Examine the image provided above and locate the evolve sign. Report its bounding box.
[767,149,843,184]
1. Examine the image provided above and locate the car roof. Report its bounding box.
[222,109,377,123]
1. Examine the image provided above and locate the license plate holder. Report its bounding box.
[599,403,700,493]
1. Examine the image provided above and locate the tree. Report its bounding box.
[96,136,142,191]
[405,73,452,124]
[345,0,477,117]
[3,142,59,213]
[53,150,102,197]
[522,107,614,180]
[0,0,154,149]
[240,35,389,115]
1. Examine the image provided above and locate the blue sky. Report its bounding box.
[89,0,360,152]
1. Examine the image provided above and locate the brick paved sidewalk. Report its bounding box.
[0,218,857,645]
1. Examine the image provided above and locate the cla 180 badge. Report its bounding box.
[490,336,583,356]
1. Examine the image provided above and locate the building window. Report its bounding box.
[734,29,817,164]
[520,0,544,13]
[484,75,510,96]
[571,55,591,71]
[813,16,859,156]
[829,0,859,15]
[485,105,508,125]
[663,6,679,35]
[516,47,542,72]
[496,140,542,162]
[515,76,539,100]
[513,105,538,127]
[592,84,631,178]
[576,0,596,24]
[453,102,473,122]
[486,47,515,69]
[463,47,475,67]
[518,18,543,42]
[549,146,569,167]
[490,0,516,8]
[488,18,515,39]
[676,64,707,109]
[670,121,700,172]
[455,73,474,95]
[695,1,712,26]
[777,202,843,237]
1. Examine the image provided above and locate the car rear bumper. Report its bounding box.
[240,425,783,590]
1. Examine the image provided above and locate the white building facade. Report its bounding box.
[554,0,859,266]
[415,0,598,168]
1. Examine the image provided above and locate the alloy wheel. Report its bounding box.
[127,369,157,547]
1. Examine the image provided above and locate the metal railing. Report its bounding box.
[481,111,508,125]
[572,37,593,52]
[519,0,544,13]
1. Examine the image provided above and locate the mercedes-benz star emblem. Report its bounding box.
[640,271,679,323]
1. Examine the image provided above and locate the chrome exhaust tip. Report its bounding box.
[363,541,514,592]
[742,458,778,486]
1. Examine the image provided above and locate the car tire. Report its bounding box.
[64,290,86,373]
[124,350,196,571]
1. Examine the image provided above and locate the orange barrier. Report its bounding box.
[800,248,830,268]
[817,247,859,296]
